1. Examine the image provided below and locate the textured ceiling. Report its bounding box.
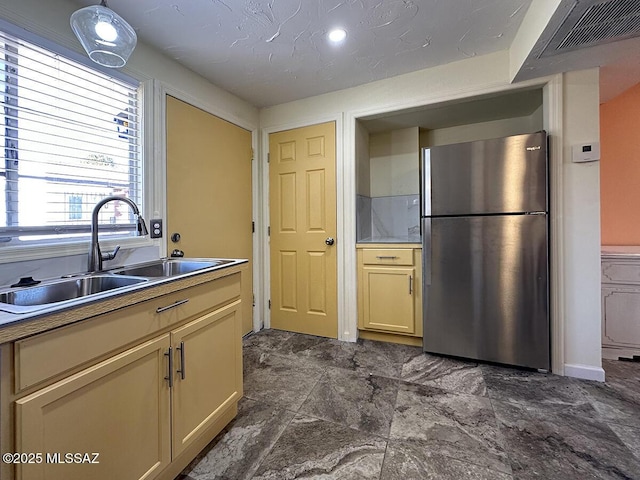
[76,0,533,107]
[75,0,640,107]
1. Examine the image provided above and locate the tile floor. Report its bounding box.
[178,329,640,480]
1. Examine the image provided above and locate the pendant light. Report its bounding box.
[70,0,137,68]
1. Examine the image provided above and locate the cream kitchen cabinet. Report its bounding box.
[171,301,241,458]
[601,250,640,355]
[357,245,422,345]
[2,269,243,480]
[16,334,172,480]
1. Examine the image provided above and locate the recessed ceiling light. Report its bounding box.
[328,28,347,43]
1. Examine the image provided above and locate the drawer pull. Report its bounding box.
[165,347,173,388]
[156,299,189,313]
[409,275,413,295]
[177,341,186,380]
[376,255,398,260]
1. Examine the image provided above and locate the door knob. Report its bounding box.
[325,237,335,246]
[170,232,181,243]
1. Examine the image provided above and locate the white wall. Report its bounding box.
[423,108,543,146]
[355,121,370,197]
[562,69,603,380]
[0,0,258,286]
[259,51,603,379]
[369,127,419,197]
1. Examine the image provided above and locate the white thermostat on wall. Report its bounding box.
[572,142,600,163]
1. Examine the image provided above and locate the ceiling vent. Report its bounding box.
[539,0,640,57]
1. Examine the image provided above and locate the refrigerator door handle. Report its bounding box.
[423,218,431,286]
[421,149,432,216]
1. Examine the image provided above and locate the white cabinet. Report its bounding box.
[601,252,640,355]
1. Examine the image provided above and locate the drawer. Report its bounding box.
[362,249,414,266]
[14,272,241,394]
[602,260,640,285]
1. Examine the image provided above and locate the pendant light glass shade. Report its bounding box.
[70,1,137,68]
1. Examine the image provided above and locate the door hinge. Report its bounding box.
[268,226,270,236]
[268,299,271,309]
[252,221,255,233]
[267,153,270,163]
[251,148,255,161]
[253,293,255,307]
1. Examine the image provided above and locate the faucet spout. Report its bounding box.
[88,196,148,272]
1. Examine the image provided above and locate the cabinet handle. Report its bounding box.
[409,275,413,295]
[164,347,173,388]
[156,299,189,313]
[177,341,186,380]
[376,255,398,260]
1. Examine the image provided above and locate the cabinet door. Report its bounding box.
[171,300,242,457]
[602,286,640,349]
[361,266,416,334]
[15,335,171,480]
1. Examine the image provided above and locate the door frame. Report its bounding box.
[260,114,344,336]
[342,75,565,372]
[157,80,260,333]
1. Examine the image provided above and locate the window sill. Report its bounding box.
[0,237,157,265]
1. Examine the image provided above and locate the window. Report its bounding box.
[0,26,143,247]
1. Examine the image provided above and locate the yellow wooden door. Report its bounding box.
[269,121,337,338]
[166,96,253,335]
[15,335,171,480]
[171,301,242,457]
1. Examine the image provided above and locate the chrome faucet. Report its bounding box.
[88,196,149,272]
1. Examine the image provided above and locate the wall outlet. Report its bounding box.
[150,219,163,238]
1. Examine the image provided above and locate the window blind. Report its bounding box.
[0,28,142,245]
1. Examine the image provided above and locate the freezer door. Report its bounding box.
[422,214,549,370]
[422,131,547,216]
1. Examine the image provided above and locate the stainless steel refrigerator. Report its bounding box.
[421,131,550,370]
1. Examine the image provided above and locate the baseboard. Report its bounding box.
[564,363,605,382]
[602,346,640,361]
[358,329,423,347]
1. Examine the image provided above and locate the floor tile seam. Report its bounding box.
[294,369,327,414]
[483,388,595,409]
[603,417,640,432]
[241,393,320,418]
[580,387,640,426]
[263,351,345,373]
[323,364,490,400]
[385,431,515,477]
[325,364,404,384]
[301,366,402,439]
[294,408,393,441]
[486,395,520,477]
[402,377,491,399]
[434,449,515,478]
[245,404,299,480]
[377,438,391,480]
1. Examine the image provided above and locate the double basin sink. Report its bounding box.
[0,258,235,314]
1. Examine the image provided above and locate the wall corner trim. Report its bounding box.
[563,363,605,382]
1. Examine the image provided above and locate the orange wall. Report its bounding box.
[600,82,640,245]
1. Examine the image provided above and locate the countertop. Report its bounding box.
[0,259,248,344]
[357,242,421,248]
[357,235,421,244]
[601,246,640,258]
